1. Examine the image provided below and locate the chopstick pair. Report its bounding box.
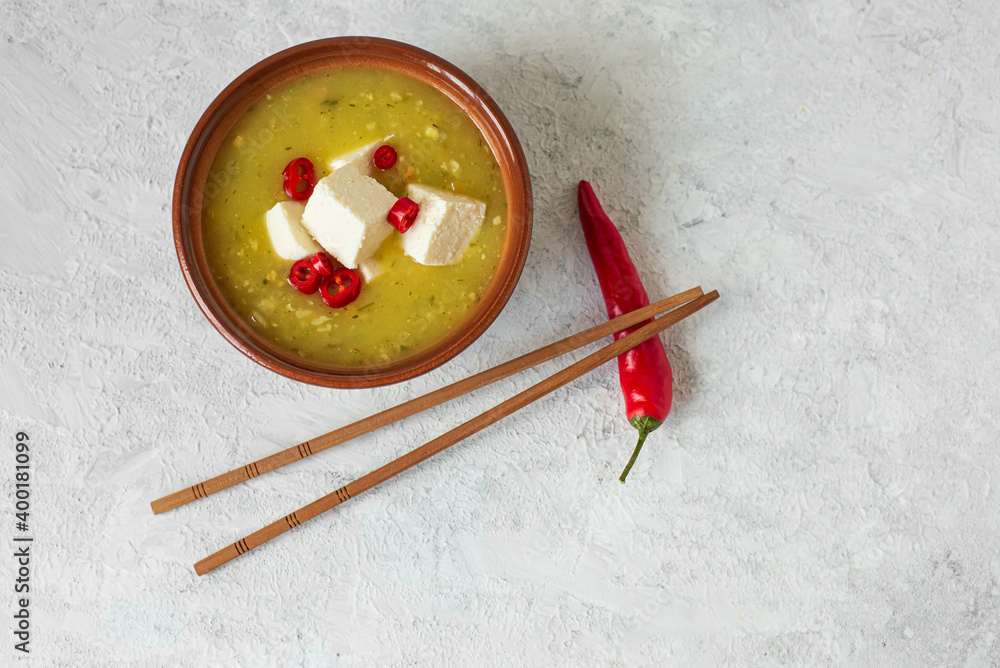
[151,287,718,574]
[151,285,708,515]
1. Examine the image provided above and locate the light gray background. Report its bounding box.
[2,0,999,666]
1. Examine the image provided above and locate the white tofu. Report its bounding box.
[329,136,393,176]
[265,200,321,260]
[357,256,385,282]
[401,184,487,266]
[300,165,397,269]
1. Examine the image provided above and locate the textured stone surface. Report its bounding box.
[2,0,999,665]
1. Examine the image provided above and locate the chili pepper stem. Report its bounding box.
[619,415,662,483]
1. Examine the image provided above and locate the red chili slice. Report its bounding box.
[282,157,316,200]
[373,145,397,170]
[387,197,419,233]
[288,258,323,294]
[320,267,362,308]
[309,252,335,277]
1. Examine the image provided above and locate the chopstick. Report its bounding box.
[194,289,719,575]
[151,286,705,515]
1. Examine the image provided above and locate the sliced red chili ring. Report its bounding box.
[282,157,317,200]
[373,144,397,170]
[387,197,420,233]
[288,258,323,294]
[320,267,362,308]
[309,251,335,277]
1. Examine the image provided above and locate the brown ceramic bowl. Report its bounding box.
[174,37,532,388]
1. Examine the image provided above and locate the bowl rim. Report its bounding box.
[173,37,532,388]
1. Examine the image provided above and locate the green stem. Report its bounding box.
[619,415,662,483]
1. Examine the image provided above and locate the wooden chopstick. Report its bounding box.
[194,289,719,575]
[151,286,705,515]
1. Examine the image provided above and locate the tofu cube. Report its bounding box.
[357,256,386,282]
[265,200,321,260]
[329,136,393,176]
[300,165,397,268]
[401,184,487,266]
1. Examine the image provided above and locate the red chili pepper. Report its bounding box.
[386,197,420,233]
[320,267,362,308]
[577,180,673,483]
[282,157,316,200]
[288,258,323,294]
[373,145,398,170]
[309,252,335,277]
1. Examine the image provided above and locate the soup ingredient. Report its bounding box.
[309,252,335,277]
[282,157,317,200]
[330,136,392,176]
[402,184,487,266]
[265,201,321,260]
[373,144,398,170]
[387,197,419,233]
[301,164,397,268]
[288,258,324,294]
[320,267,362,308]
[357,256,384,282]
[577,180,672,483]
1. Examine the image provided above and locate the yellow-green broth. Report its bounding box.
[202,66,507,366]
